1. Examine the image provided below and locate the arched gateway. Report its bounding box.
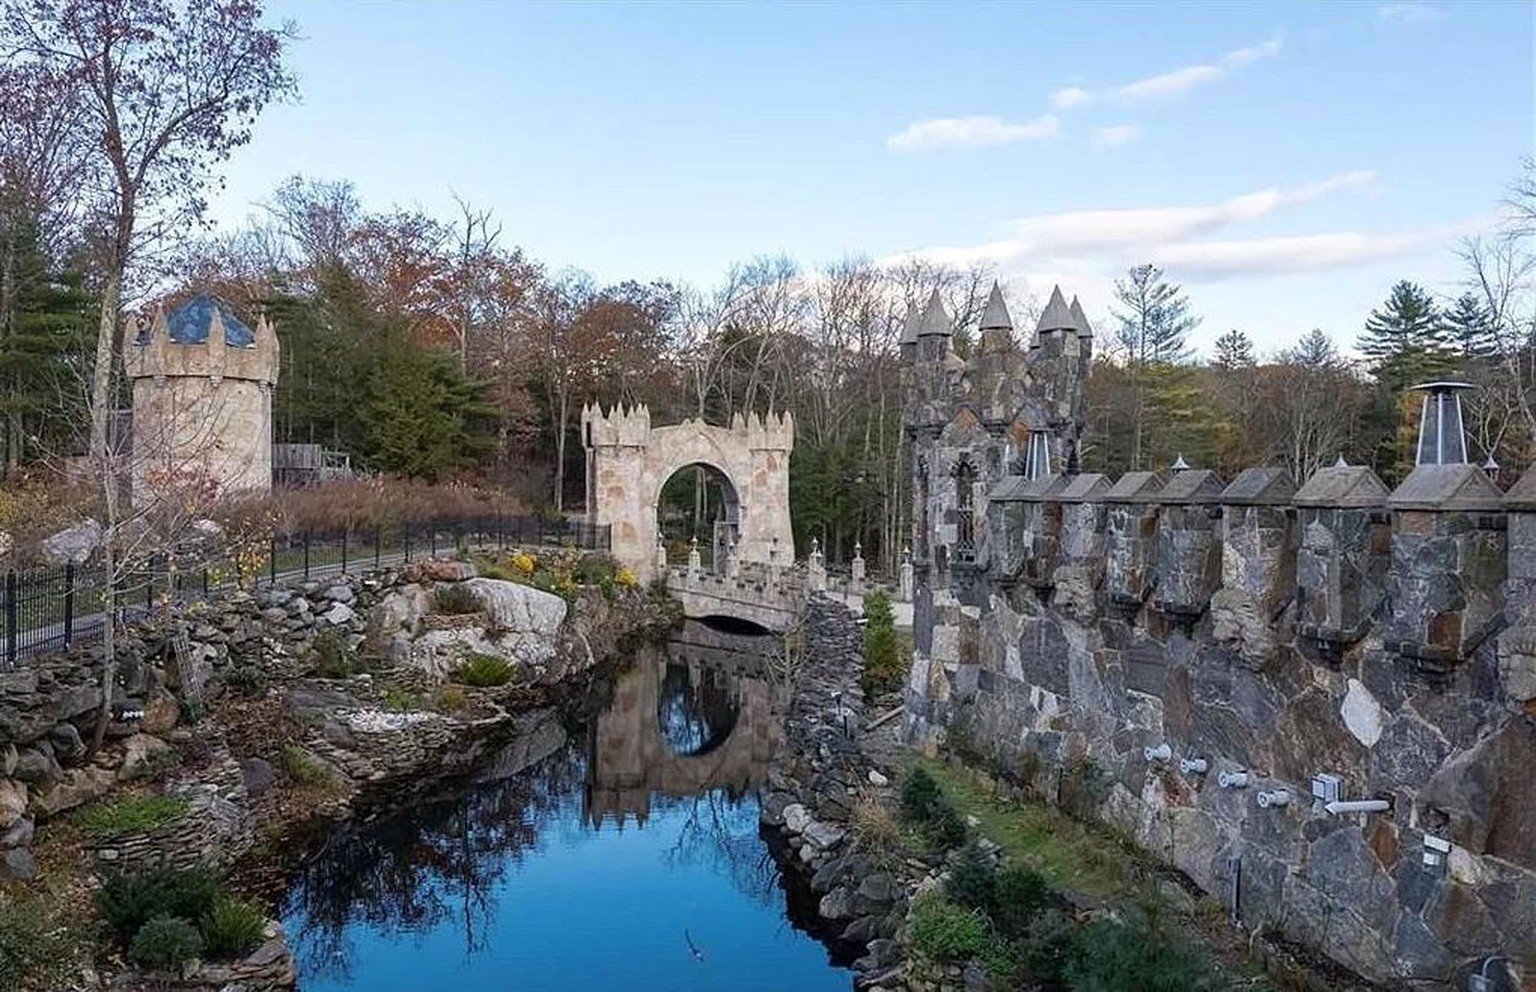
[581,403,794,581]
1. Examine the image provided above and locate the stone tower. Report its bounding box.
[124,295,280,506]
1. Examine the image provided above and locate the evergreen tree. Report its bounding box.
[1112,264,1201,469]
[1285,328,1339,368]
[363,336,497,481]
[1443,291,1498,360]
[1358,280,1453,388]
[1211,329,1255,369]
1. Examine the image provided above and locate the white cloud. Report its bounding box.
[1091,124,1144,148]
[1052,36,1283,109]
[1377,3,1445,27]
[1157,230,1439,278]
[885,113,1060,152]
[1007,170,1377,252]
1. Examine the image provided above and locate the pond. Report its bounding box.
[282,626,850,992]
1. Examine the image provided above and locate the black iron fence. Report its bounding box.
[1,513,609,668]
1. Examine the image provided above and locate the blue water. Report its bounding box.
[283,653,849,992]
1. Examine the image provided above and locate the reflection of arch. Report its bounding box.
[582,405,794,581]
[657,660,740,756]
[656,461,741,572]
[585,636,780,828]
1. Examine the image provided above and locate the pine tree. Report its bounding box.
[1284,328,1338,368]
[1112,264,1201,469]
[1211,329,1255,369]
[1443,291,1498,360]
[1358,280,1453,388]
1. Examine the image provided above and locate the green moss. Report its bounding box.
[75,794,190,838]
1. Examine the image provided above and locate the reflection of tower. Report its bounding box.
[124,295,280,506]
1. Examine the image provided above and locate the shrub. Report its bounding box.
[573,553,617,585]
[909,894,989,962]
[475,557,516,581]
[200,896,267,959]
[311,629,356,678]
[98,869,220,943]
[851,796,903,863]
[946,841,997,912]
[925,799,969,850]
[1064,916,1225,992]
[510,551,536,574]
[432,583,481,615]
[431,684,468,714]
[993,864,1051,936]
[0,898,70,991]
[280,745,332,787]
[453,653,514,688]
[77,794,190,838]
[128,914,204,969]
[224,665,267,699]
[614,567,638,588]
[900,767,942,822]
[381,683,418,712]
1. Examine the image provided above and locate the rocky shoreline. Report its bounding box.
[759,595,916,992]
[2,554,677,991]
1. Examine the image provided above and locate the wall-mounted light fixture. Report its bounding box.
[1323,798,1391,816]
[1218,769,1250,789]
[1311,773,1345,804]
[1144,743,1173,762]
[1422,834,1451,871]
[1256,790,1291,808]
[1179,757,1208,775]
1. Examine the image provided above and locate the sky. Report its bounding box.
[207,0,1536,358]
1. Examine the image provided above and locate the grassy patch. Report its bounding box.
[380,683,419,712]
[75,794,190,838]
[280,745,332,787]
[909,893,990,962]
[452,653,515,688]
[0,897,79,992]
[918,758,1142,899]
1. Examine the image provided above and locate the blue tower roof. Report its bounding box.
[141,295,256,347]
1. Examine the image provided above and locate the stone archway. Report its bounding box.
[581,404,794,581]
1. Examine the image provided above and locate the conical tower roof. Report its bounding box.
[1069,295,1093,338]
[978,282,1012,331]
[1035,285,1075,334]
[898,304,920,347]
[917,289,952,338]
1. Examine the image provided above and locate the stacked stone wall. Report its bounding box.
[907,462,1536,990]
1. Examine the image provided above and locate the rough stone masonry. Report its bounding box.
[901,285,1534,991]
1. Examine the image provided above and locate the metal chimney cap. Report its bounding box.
[1409,381,1475,392]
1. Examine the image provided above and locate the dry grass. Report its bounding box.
[220,476,528,536]
[851,794,908,866]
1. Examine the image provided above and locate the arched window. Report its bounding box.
[953,457,977,562]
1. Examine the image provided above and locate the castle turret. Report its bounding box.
[977,281,1013,355]
[125,294,279,506]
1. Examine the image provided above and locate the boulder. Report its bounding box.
[139,687,180,735]
[462,578,566,634]
[33,765,115,819]
[11,747,62,785]
[782,802,810,834]
[0,779,27,829]
[49,722,84,758]
[403,559,477,583]
[324,583,355,605]
[322,602,357,626]
[0,815,35,849]
[41,519,102,565]
[0,848,37,881]
[240,758,277,798]
[119,734,172,782]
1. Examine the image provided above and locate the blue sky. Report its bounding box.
[209,1,1534,357]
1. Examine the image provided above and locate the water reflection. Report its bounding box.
[283,627,840,992]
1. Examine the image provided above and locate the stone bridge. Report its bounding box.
[665,559,808,632]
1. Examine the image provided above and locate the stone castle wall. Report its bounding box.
[906,461,1536,990]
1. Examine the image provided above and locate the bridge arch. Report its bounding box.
[582,404,794,581]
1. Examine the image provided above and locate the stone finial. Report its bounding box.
[1171,453,1190,472]
[687,535,701,577]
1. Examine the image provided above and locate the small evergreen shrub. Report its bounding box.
[77,794,190,838]
[909,894,989,962]
[993,864,1051,936]
[129,914,204,969]
[98,869,220,943]
[200,896,267,959]
[945,841,997,912]
[924,799,969,850]
[862,590,906,694]
[1064,916,1225,992]
[900,767,942,822]
[453,653,514,688]
[431,583,481,615]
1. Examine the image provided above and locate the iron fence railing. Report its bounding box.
[1,513,609,668]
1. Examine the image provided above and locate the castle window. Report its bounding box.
[953,458,977,562]
[1024,431,1052,480]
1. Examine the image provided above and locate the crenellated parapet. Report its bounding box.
[581,402,652,448]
